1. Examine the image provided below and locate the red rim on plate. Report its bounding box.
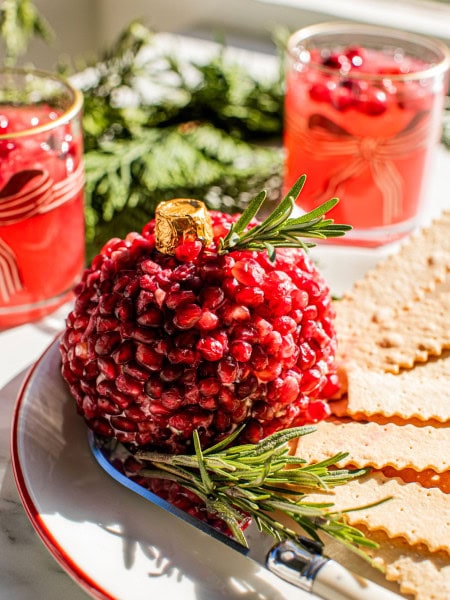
[10,337,113,600]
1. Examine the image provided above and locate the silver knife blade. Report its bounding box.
[88,431,403,600]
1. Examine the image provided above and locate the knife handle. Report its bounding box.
[266,540,403,600]
[313,559,402,600]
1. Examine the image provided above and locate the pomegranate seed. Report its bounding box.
[137,307,162,327]
[167,347,197,365]
[175,240,203,262]
[255,358,282,382]
[111,416,138,432]
[165,290,196,309]
[235,286,264,307]
[90,418,113,437]
[184,385,200,404]
[278,316,298,335]
[160,365,183,382]
[280,334,297,358]
[199,396,217,410]
[232,259,265,286]
[97,357,118,379]
[98,397,122,415]
[306,400,331,422]
[219,387,239,412]
[173,303,202,329]
[250,345,268,370]
[213,412,231,432]
[116,373,142,396]
[98,293,119,315]
[135,344,164,370]
[298,343,317,370]
[94,332,121,355]
[197,337,224,361]
[217,356,238,383]
[242,420,263,444]
[197,310,219,331]
[254,317,273,338]
[230,340,252,362]
[144,377,164,398]
[123,362,149,381]
[161,388,183,410]
[112,341,134,364]
[222,304,250,324]
[139,274,158,292]
[320,372,341,397]
[200,286,225,309]
[301,367,323,394]
[280,375,300,404]
[292,289,309,310]
[222,277,241,298]
[198,378,221,396]
[263,331,282,354]
[268,295,292,317]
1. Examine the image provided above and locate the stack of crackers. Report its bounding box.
[295,212,450,599]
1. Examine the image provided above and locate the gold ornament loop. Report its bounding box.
[155,198,213,255]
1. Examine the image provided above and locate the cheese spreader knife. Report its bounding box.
[89,432,403,600]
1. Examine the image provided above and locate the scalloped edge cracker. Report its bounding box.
[344,211,450,307]
[342,353,450,422]
[361,528,450,600]
[296,419,450,473]
[338,292,450,373]
[335,210,450,344]
[305,472,450,555]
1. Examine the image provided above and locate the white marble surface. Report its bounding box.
[1,145,449,599]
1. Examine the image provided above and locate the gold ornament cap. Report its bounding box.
[155,198,214,255]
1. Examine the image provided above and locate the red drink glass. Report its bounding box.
[0,69,85,328]
[284,23,450,246]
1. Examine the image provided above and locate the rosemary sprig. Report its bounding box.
[135,425,387,565]
[219,174,352,259]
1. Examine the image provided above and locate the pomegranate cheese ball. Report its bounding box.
[60,191,342,454]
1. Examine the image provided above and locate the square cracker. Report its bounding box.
[337,292,450,373]
[334,210,450,341]
[304,472,450,555]
[340,353,450,422]
[296,419,450,473]
[325,526,450,600]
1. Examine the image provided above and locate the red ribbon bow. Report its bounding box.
[286,111,431,224]
[0,163,84,302]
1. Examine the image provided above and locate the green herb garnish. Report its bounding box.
[219,175,352,260]
[135,425,386,566]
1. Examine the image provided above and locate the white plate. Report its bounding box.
[11,337,317,600]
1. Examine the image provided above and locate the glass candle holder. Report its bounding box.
[0,69,85,328]
[283,22,450,246]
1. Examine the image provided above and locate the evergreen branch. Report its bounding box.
[0,0,53,66]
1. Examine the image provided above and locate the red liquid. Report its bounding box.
[284,46,446,245]
[0,105,85,327]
